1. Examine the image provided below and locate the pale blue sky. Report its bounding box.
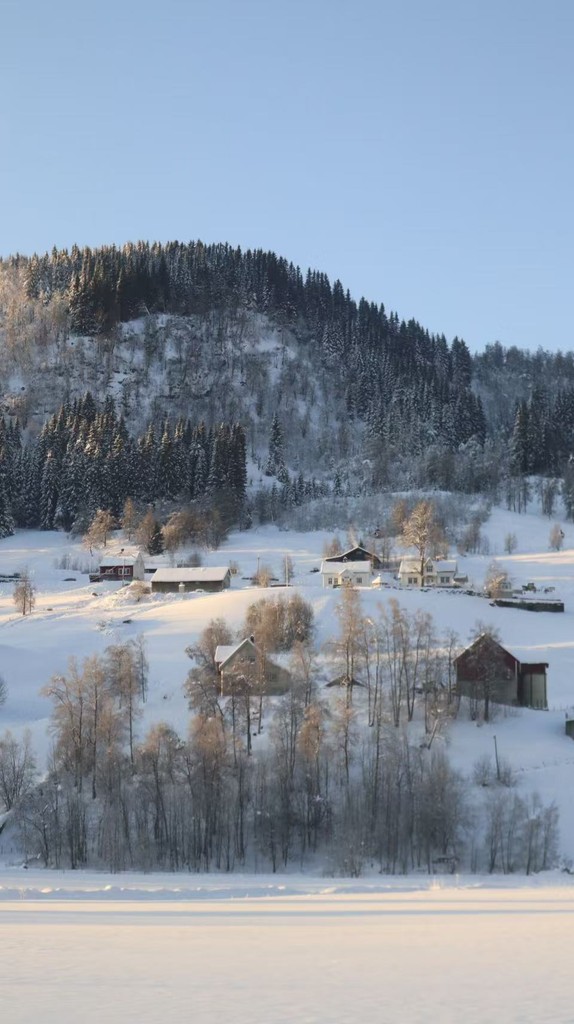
[2,0,573,352]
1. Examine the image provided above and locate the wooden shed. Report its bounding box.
[151,566,231,593]
[455,634,548,710]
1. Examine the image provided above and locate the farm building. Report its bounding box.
[214,637,290,695]
[215,637,257,674]
[455,634,548,710]
[151,566,231,593]
[97,551,145,582]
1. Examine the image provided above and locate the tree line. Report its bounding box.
[0,392,247,538]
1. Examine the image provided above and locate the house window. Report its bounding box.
[328,577,333,585]
[440,576,449,584]
[357,577,363,584]
[408,577,417,585]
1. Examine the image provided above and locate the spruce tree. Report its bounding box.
[0,473,15,539]
[40,454,59,530]
[265,413,287,480]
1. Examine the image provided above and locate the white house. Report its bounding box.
[398,558,465,588]
[320,560,372,588]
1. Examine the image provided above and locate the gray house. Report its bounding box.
[151,566,231,593]
[214,636,291,696]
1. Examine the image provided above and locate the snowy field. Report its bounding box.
[2,872,574,1023]
[1,503,574,859]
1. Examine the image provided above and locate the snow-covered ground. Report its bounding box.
[1,504,574,857]
[2,509,574,1020]
[2,872,574,1023]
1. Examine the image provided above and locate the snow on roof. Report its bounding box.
[325,546,376,560]
[320,561,371,574]
[100,552,141,566]
[398,558,421,573]
[153,566,230,583]
[215,637,255,667]
[399,558,457,574]
[214,644,237,664]
[434,560,457,573]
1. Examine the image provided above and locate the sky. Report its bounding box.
[2,0,574,353]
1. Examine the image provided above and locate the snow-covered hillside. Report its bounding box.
[0,502,573,865]
[0,310,350,482]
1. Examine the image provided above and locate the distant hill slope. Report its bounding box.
[0,241,574,496]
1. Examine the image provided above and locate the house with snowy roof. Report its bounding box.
[151,566,231,593]
[214,636,290,695]
[398,557,467,588]
[322,545,382,570]
[98,550,145,582]
[320,560,372,588]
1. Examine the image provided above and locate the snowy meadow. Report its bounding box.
[2,873,574,1024]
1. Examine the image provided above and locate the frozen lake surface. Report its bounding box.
[2,880,574,1023]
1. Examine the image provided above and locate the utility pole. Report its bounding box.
[493,734,501,781]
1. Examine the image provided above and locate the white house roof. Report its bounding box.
[320,560,371,575]
[100,552,142,567]
[433,560,457,573]
[152,566,230,583]
[398,558,421,574]
[214,637,255,668]
[214,644,237,665]
[398,558,457,574]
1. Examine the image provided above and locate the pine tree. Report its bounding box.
[265,413,287,480]
[510,402,529,476]
[158,422,178,499]
[148,520,164,555]
[40,453,60,530]
[137,509,164,554]
[0,473,15,539]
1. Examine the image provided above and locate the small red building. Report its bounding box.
[98,551,145,582]
[455,634,548,710]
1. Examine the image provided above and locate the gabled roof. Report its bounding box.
[152,566,230,583]
[100,551,142,567]
[320,560,371,574]
[398,557,457,574]
[326,674,366,689]
[455,634,549,673]
[215,637,255,670]
[398,558,422,574]
[454,633,518,666]
[323,546,378,563]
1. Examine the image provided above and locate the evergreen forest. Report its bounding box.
[0,240,573,533]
